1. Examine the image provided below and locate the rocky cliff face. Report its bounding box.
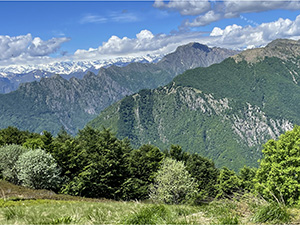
[89,84,295,170]
[0,42,237,135]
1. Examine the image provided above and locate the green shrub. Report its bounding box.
[255,125,300,205]
[121,144,164,200]
[216,167,240,198]
[239,166,256,192]
[252,203,291,223]
[15,148,62,190]
[0,144,28,183]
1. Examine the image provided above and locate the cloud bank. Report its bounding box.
[2,14,300,66]
[153,0,300,28]
[73,15,300,60]
[209,16,300,49]
[0,34,70,65]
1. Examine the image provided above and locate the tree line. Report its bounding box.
[0,125,300,206]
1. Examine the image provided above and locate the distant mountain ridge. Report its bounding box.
[0,55,163,93]
[0,42,238,134]
[0,54,162,76]
[89,39,300,170]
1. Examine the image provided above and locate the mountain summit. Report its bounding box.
[89,39,300,170]
[233,39,300,63]
[0,42,237,135]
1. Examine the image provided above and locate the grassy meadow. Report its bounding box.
[1,180,300,224]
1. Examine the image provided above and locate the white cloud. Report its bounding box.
[223,0,300,17]
[80,11,139,24]
[28,37,70,56]
[153,0,211,16]
[0,34,70,66]
[183,10,223,27]
[2,14,300,67]
[136,30,155,40]
[0,34,32,60]
[73,14,300,61]
[208,15,300,49]
[109,11,139,23]
[73,29,209,60]
[154,0,300,27]
[80,14,107,24]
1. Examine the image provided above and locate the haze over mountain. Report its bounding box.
[89,39,300,170]
[0,42,237,134]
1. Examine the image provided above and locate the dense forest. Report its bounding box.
[1,125,300,208]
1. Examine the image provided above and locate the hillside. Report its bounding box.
[0,43,237,135]
[89,39,300,170]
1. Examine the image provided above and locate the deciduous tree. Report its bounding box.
[256,125,300,205]
[150,158,197,204]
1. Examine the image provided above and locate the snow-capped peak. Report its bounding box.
[0,54,163,77]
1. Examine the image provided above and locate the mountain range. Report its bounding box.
[0,55,163,94]
[0,42,238,135]
[89,39,300,170]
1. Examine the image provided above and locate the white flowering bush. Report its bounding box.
[0,144,28,183]
[150,158,197,204]
[16,148,62,190]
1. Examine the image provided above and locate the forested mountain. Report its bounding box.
[89,39,300,170]
[0,43,237,134]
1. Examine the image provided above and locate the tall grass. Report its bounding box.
[0,199,205,224]
[122,204,171,224]
[0,192,296,224]
[201,199,240,224]
[0,200,142,224]
[252,203,291,223]
[122,204,203,224]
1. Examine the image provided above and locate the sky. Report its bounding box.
[1,0,300,67]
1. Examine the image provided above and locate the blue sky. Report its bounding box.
[1,1,300,66]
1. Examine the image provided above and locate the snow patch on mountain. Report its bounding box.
[0,54,163,77]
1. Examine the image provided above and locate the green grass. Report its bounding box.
[0,200,206,224]
[122,204,203,224]
[0,181,204,224]
[0,180,299,224]
[0,200,138,224]
[0,196,299,224]
[201,199,240,224]
[251,203,292,223]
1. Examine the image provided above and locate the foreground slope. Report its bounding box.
[0,43,237,134]
[89,39,300,170]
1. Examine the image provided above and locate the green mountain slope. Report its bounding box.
[89,39,300,170]
[0,43,237,135]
